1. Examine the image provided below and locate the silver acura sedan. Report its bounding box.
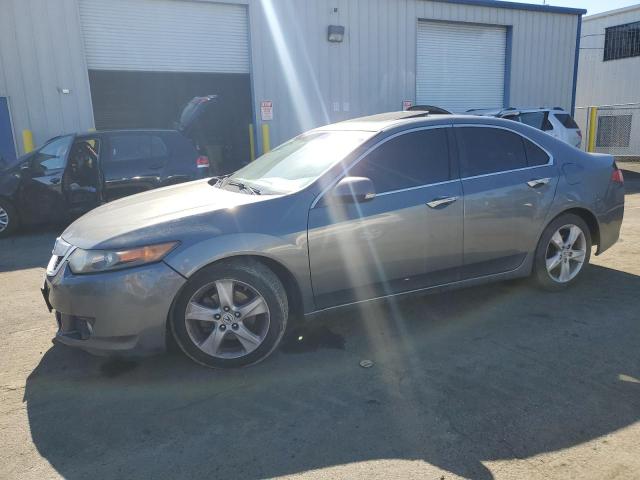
[42,112,625,368]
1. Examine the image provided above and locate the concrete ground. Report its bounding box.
[1,172,639,480]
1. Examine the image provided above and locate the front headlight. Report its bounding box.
[67,242,179,274]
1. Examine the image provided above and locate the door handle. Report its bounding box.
[426,196,458,208]
[527,178,551,188]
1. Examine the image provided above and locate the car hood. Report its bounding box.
[62,179,278,250]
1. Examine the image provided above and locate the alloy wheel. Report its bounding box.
[184,279,270,359]
[545,224,587,283]
[0,207,8,233]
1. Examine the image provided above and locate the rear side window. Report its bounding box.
[523,138,550,166]
[109,134,168,162]
[554,113,579,129]
[347,128,450,193]
[457,127,527,177]
[519,112,554,131]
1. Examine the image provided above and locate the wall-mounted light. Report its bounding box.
[57,87,71,94]
[328,25,345,43]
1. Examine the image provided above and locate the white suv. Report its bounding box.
[469,107,582,148]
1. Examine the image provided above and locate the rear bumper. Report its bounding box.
[596,186,625,255]
[44,261,186,356]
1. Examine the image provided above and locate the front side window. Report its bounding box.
[228,130,375,194]
[347,128,450,193]
[30,136,73,173]
[457,127,528,177]
[604,21,640,61]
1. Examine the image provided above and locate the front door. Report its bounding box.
[308,127,463,310]
[18,135,73,225]
[455,125,559,278]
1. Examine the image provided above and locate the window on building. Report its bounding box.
[457,127,528,177]
[604,21,640,61]
[348,128,450,193]
[596,115,633,148]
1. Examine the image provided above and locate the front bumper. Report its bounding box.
[44,260,186,356]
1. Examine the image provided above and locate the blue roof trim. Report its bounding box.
[432,0,587,15]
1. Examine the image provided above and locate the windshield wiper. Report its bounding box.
[226,180,261,195]
[208,174,231,186]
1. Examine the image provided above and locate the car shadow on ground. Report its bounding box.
[24,264,640,479]
[0,226,61,273]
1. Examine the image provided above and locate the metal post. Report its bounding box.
[248,124,256,161]
[262,124,271,154]
[22,129,34,153]
[587,106,598,153]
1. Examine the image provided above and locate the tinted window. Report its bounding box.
[457,127,527,177]
[109,134,167,162]
[31,136,73,172]
[554,113,579,129]
[348,129,450,193]
[518,112,553,131]
[523,138,550,167]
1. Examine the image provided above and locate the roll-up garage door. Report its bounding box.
[416,21,506,112]
[79,0,249,73]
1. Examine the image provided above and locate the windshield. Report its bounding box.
[227,130,374,194]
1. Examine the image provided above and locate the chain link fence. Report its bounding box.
[575,103,640,160]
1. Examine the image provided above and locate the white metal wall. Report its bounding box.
[248,0,580,149]
[78,0,249,73]
[0,0,94,153]
[416,21,506,112]
[0,0,581,156]
[576,6,640,108]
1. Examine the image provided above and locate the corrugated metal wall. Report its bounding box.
[576,7,640,108]
[248,0,579,148]
[0,0,95,153]
[0,0,579,155]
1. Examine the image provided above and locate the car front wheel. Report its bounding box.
[170,259,288,368]
[0,198,18,238]
[533,213,592,291]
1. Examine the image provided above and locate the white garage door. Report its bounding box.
[79,0,249,74]
[416,21,506,112]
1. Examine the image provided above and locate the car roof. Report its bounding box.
[316,111,517,133]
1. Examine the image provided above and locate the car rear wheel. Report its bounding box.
[0,199,18,238]
[170,259,288,368]
[533,213,591,291]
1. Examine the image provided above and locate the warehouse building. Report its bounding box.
[575,4,640,157]
[0,0,585,170]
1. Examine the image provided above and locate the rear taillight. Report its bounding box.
[196,155,210,168]
[611,168,624,184]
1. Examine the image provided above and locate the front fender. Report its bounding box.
[164,232,314,312]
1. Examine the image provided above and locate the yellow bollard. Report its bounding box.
[22,129,34,153]
[587,106,598,153]
[248,124,256,161]
[262,123,271,154]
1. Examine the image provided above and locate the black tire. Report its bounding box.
[0,198,19,238]
[533,213,592,291]
[170,258,288,369]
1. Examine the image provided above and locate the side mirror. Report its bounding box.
[331,176,376,203]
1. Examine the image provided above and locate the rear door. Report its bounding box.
[308,127,463,309]
[102,132,170,201]
[455,125,558,278]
